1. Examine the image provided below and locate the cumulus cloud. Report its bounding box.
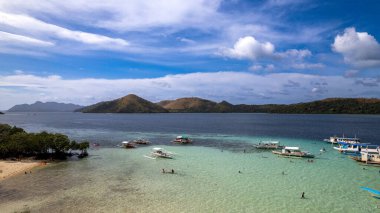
[332,27,380,68]
[220,36,319,70]
[0,71,378,109]
[221,36,275,60]
[277,49,311,59]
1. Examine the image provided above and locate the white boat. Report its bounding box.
[255,141,284,149]
[121,141,136,149]
[173,136,192,144]
[272,147,314,158]
[333,142,376,153]
[353,149,380,165]
[323,136,361,144]
[149,147,173,159]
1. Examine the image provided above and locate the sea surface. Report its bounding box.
[1,112,380,212]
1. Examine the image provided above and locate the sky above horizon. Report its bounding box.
[0,0,380,109]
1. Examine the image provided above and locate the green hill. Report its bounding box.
[78,94,168,113]
[77,95,380,114]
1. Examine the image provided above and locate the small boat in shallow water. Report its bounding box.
[121,141,136,149]
[352,150,380,165]
[272,147,314,158]
[147,147,174,159]
[255,141,284,149]
[173,136,192,144]
[132,138,150,145]
[333,142,377,154]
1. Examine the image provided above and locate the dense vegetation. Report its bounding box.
[159,97,380,114]
[0,124,89,159]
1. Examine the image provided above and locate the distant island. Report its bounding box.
[8,101,83,112]
[77,94,168,113]
[0,112,3,115]
[76,94,380,114]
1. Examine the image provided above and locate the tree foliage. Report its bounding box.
[0,124,90,159]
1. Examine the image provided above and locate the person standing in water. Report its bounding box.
[301,192,305,199]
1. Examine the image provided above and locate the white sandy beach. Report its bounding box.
[0,160,44,181]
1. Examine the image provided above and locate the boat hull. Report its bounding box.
[272,151,314,158]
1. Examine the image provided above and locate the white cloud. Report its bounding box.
[0,0,222,32]
[220,36,318,70]
[0,12,129,47]
[0,72,377,109]
[0,12,129,53]
[291,63,324,69]
[332,27,380,68]
[220,36,275,60]
[277,49,311,59]
[249,64,275,71]
[0,31,53,47]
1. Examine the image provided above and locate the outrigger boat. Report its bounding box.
[121,141,136,149]
[353,151,380,165]
[272,147,314,158]
[145,147,174,159]
[173,136,192,144]
[132,138,150,145]
[255,141,284,149]
[324,135,361,144]
[333,142,376,154]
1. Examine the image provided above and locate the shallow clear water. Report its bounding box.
[1,113,380,212]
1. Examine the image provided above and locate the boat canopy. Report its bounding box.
[122,141,130,144]
[284,147,300,150]
[337,142,370,146]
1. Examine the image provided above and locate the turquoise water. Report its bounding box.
[1,113,380,212]
[1,136,380,213]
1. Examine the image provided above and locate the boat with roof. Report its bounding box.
[254,141,284,149]
[333,142,377,154]
[323,135,361,144]
[272,146,314,158]
[353,150,380,165]
[146,147,174,159]
[173,136,192,144]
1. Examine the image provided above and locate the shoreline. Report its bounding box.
[0,160,47,181]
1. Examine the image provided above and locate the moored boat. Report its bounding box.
[272,147,314,158]
[132,138,150,145]
[150,147,173,159]
[323,136,361,144]
[333,142,376,154]
[173,136,192,144]
[352,151,380,165]
[121,141,136,149]
[255,141,284,149]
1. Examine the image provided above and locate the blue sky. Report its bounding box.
[0,0,380,109]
